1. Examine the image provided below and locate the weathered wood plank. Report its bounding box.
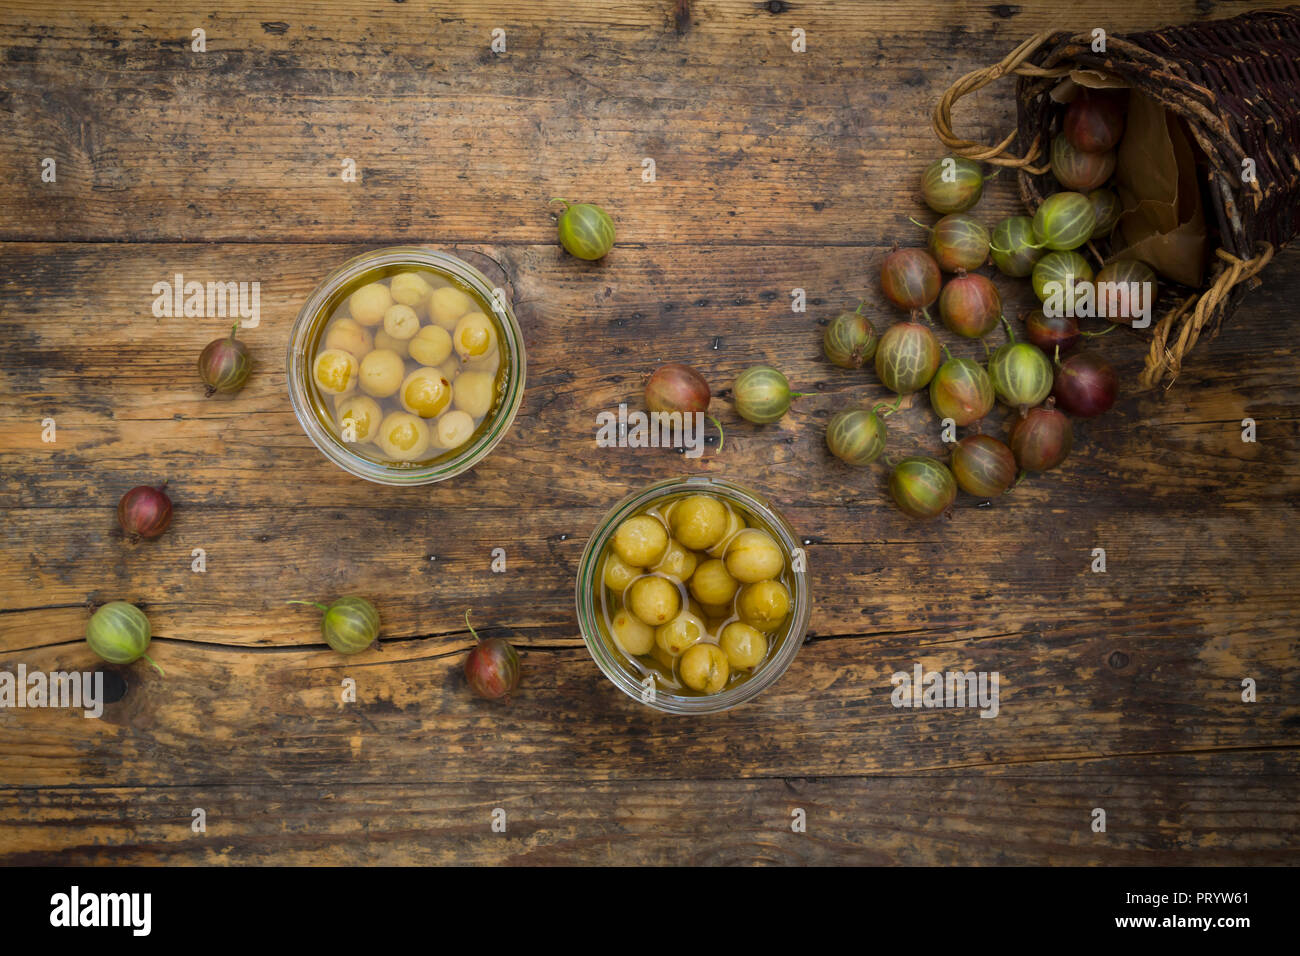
[0,1,1290,242]
[1,613,1294,787]
[3,498,1299,648]
[4,754,1298,864]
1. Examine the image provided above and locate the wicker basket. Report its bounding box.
[932,7,1300,389]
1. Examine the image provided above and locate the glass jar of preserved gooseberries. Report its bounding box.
[288,248,526,485]
[576,477,811,714]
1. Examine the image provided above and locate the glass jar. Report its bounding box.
[287,247,526,485]
[576,476,811,714]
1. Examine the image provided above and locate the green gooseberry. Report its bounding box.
[825,400,897,466]
[990,216,1043,277]
[733,365,802,424]
[1032,250,1095,307]
[875,319,942,395]
[288,597,381,655]
[823,304,878,369]
[929,354,994,426]
[889,456,957,521]
[86,601,164,676]
[991,342,1053,410]
[1031,192,1096,251]
[551,199,615,260]
[920,156,985,215]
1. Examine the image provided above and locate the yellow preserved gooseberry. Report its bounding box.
[679,643,730,693]
[610,609,655,656]
[389,272,432,308]
[324,316,372,357]
[705,507,745,557]
[335,394,382,444]
[429,286,476,329]
[400,367,452,418]
[376,411,431,461]
[439,359,462,382]
[737,579,790,632]
[383,304,421,340]
[358,349,406,398]
[603,554,640,593]
[628,576,680,627]
[612,515,668,567]
[373,330,409,358]
[349,282,393,326]
[689,558,739,606]
[699,600,731,619]
[670,494,729,550]
[313,348,358,395]
[453,312,497,359]
[408,325,453,367]
[724,528,785,583]
[719,621,767,670]
[655,612,707,657]
[453,371,497,419]
[652,539,698,582]
[436,409,475,448]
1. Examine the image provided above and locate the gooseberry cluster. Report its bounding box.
[819,135,1138,520]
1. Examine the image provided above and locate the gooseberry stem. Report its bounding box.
[228,322,240,341]
[548,197,571,209]
[907,216,933,233]
[707,415,725,452]
[1000,314,1016,343]
[142,653,165,677]
[873,394,905,418]
[1081,323,1119,338]
[465,609,482,643]
[286,600,329,612]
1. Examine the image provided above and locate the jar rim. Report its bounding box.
[574,476,811,715]
[286,247,526,485]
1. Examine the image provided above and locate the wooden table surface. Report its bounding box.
[2,0,1297,866]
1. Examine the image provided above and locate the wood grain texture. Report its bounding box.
[1,0,1298,865]
[4,754,1298,865]
[0,1,1289,243]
